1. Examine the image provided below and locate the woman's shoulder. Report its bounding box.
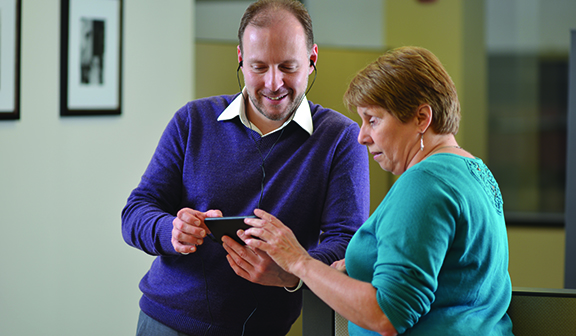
[394,155,485,197]
[411,154,484,177]
[406,154,503,214]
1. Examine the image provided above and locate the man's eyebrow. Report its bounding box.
[246,58,301,65]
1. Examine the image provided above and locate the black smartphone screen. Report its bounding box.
[204,216,256,245]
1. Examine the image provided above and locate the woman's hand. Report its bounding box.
[243,209,312,275]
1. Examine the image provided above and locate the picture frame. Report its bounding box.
[60,0,122,116]
[0,0,21,120]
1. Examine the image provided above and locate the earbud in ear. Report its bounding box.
[239,61,243,67]
[310,59,314,67]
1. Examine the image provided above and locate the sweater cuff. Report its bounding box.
[159,215,178,255]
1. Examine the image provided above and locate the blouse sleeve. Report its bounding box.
[370,168,460,333]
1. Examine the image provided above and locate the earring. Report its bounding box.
[420,133,424,151]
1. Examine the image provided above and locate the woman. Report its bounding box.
[239,46,513,335]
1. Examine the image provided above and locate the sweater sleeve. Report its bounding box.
[121,109,189,256]
[371,169,458,333]
[308,122,370,264]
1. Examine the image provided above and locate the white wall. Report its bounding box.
[306,0,384,49]
[0,0,194,335]
[195,0,385,49]
[195,0,250,42]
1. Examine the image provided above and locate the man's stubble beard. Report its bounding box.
[249,91,306,122]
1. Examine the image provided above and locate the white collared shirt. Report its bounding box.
[217,88,313,137]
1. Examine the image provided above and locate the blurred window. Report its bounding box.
[486,0,575,226]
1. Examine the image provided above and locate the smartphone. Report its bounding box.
[204,216,256,245]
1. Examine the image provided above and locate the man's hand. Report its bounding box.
[222,233,300,288]
[331,259,347,274]
[171,208,222,254]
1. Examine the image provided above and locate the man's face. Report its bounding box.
[238,12,317,125]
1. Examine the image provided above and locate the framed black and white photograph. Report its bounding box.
[0,0,21,120]
[60,0,122,116]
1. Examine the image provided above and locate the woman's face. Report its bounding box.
[357,105,419,175]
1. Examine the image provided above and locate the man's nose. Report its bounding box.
[265,68,284,92]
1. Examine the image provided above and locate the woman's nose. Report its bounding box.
[357,125,372,145]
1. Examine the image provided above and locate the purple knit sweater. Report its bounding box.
[121,94,370,335]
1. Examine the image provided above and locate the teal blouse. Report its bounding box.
[346,154,514,335]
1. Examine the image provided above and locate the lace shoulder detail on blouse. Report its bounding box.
[466,160,503,215]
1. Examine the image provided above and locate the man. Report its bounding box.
[122,1,369,335]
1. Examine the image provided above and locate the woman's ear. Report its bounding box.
[416,104,433,133]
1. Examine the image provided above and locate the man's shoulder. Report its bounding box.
[309,101,358,130]
[162,94,236,131]
[182,94,237,113]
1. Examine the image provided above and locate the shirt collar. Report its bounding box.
[217,88,313,136]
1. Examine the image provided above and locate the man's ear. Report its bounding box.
[308,44,318,74]
[237,46,243,65]
[416,104,433,133]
